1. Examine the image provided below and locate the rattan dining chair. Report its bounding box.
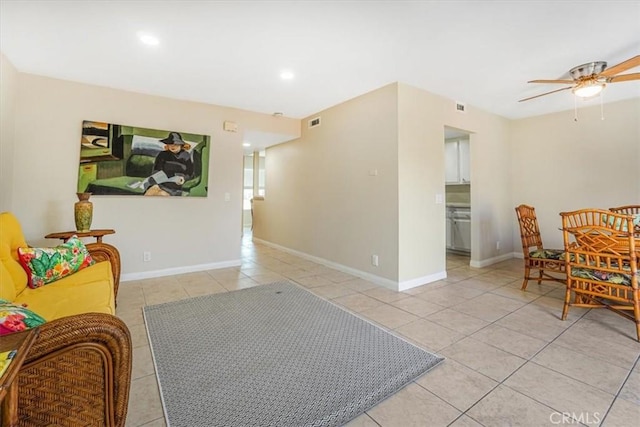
[609,205,640,215]
[515,204,566,290]
[610,205,640,234]
[560,209,640,341]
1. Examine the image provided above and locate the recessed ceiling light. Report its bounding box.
[280,70,294,80]
[243,143,251,147]
[138,32,159,46]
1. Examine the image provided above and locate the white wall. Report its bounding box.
[3,66,299,279]
[0,53,18,212]
[510,98,640,251]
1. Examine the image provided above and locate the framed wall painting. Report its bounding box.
[77,120,210,197]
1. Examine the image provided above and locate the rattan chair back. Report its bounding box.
[609,205,640,216]
[560,208,639,341]
[515,205,566,290]
[610,205,640,235]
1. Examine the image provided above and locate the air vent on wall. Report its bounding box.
[308,117,321,128]
[455,101,466,113]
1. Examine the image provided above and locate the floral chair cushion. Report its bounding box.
[571,267,632,286]
[529,249,564,260]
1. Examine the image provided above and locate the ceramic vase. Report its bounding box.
[74,192,93,232]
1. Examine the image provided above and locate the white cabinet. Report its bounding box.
[446,206,471,253]
[445,139,470,184]
[446,213,452,249]
[444,141,459,184]
[458,139,470,183]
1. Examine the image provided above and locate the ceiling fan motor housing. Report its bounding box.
[570,61,607,80]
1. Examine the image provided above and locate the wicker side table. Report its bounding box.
[0,329,39,427]
[45,229,115,243]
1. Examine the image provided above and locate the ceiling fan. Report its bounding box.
[519,55,640,102]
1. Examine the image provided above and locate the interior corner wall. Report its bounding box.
[8,71,299,278]
[257,81,513,288]
[510,98,640,251]
[397,83,512,281]
[255,83,400,284]
[0,53,18,212]
[397,84,446,283]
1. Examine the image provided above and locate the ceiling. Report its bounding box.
[1,1,639,153]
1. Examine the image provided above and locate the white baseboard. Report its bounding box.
[254,238,447,291]
[119,244,517,289]
[121,259,242,282]
[254,238,404,290]
[398,271,448,291]
[469,252,517,268]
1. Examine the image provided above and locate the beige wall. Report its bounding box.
[255,82,513,289]
[439,92,513,266]
[397,84,512,286]
[3,64,299,279]
[510,98,640,252]
[0,53,18,212]
[4,52,637,286]
[254,84,400,284]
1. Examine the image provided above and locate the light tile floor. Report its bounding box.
[119,233,640,427]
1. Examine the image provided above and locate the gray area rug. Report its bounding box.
[143,281,444,427]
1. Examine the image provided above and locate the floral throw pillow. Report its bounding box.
[17,236,95,289]
[0,299,46,335]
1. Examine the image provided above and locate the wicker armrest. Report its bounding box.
[86,242,121,299]
[17,313,132,427]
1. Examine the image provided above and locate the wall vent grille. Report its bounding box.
[308,117,321,128]
[455,102,466,113]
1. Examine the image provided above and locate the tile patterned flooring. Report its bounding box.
[119,233,640,427]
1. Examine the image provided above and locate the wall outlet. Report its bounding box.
[143,251,151,262]
[496,241,500,250]
[371,254,379,267]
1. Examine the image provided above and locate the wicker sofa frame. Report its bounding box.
[11,242,132,426]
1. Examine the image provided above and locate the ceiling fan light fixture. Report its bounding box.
[572,82,605,98]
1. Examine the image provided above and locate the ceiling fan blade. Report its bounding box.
[518,86,573,102]
[528,79,575,84]
[608,72,640,83]
[600,55,640,77]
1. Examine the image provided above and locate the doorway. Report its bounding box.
[444,126,472,267]
[242,151,266,231]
